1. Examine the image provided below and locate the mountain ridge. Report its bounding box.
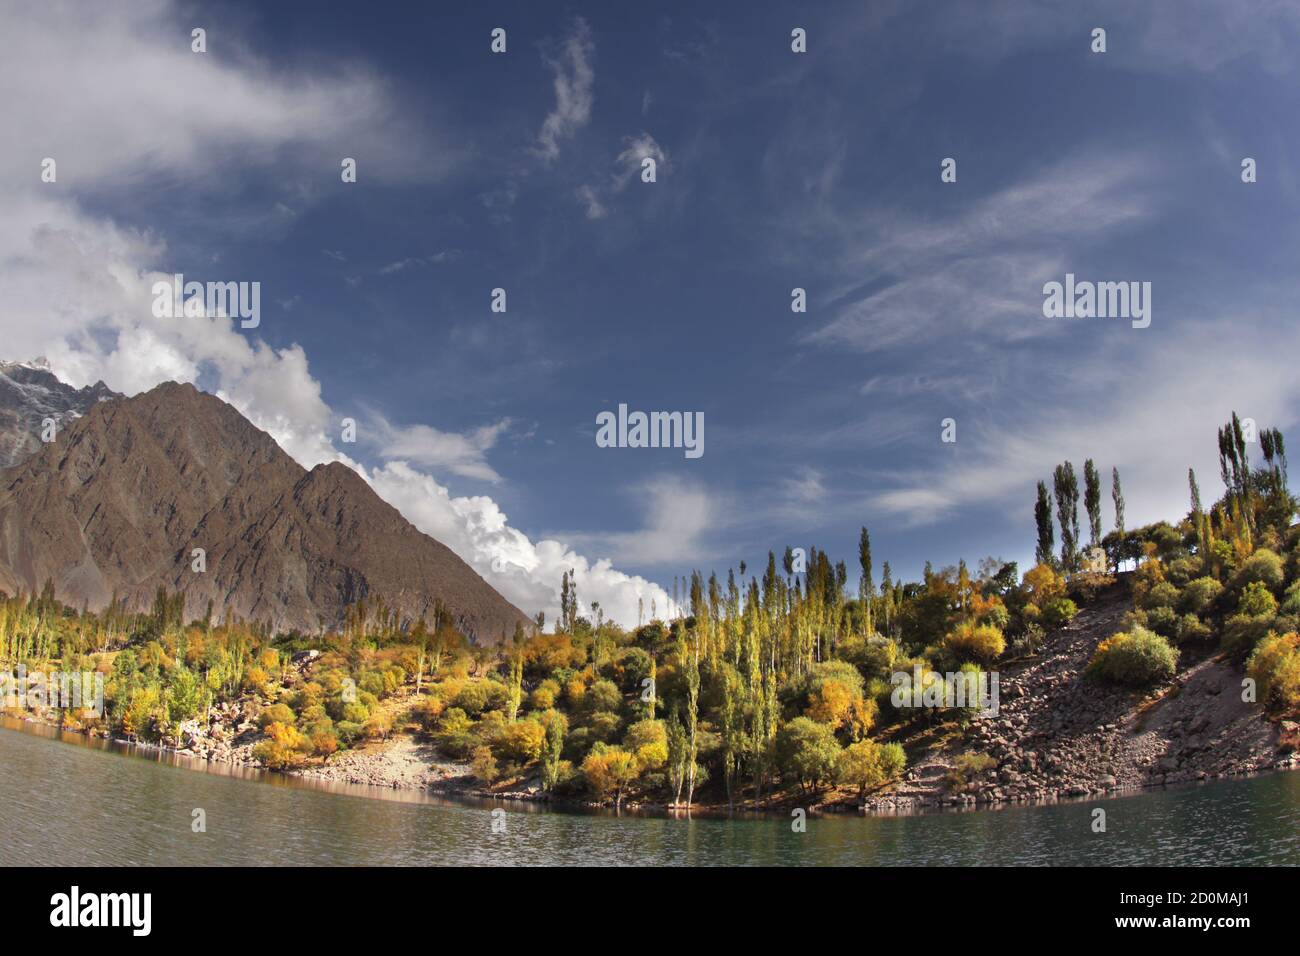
[0,378,531,643]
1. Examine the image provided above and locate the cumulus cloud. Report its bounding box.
[560,475,717,567]
[535,18,596,162]
[0,0,674,631]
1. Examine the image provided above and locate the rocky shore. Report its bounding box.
[863,588,1298,812]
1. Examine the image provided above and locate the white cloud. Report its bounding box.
[370,415,512,483]
[535,18,595,162]
[805,154,1156,352]
[0,0,674,631]
[866,312,1300,533]
[578,132,669,219]
[560,475,717,567]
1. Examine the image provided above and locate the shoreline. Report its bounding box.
[2,708,1296,820]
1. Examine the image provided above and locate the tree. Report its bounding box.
[539,710,568,790]
[1034,481,1055,567]
[1053,461,1081,570]
[774,716,841,793]
[836,739,905,799]
[582,747,639,810]
[858,527,874,633]
[1083,459,1102,547]
[1112,467,1125,535]
[1189,467,1208,556]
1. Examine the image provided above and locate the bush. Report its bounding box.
[471,745,498,785]
[581,747,639,808]
[1222,613,1277,663]
[1238,581,1279,618]
[1246,632,1300,715]
[1040,598,1079,629]
[1087,626,1179,686]
[1142,582,1180,611]
[254,721,312,770]
[258,703,296,729]
[1174,613,1212,645]
[1164,557,1201,588]
[945,752,996,792]
[494,719,546,763]
[584,679,623,714]
[1145,605,1178,639]
[1178,577,1223,615]
[1281,582,1300,616]
[942,622,1006,664]
[1235,549,1285,591]
[878,742,906,780]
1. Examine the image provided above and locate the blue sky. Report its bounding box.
[4,0,1300,626]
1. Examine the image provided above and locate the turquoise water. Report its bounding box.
[1,720,1296,865]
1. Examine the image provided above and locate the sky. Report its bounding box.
[3,0,1300,629]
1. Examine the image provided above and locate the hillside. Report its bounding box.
[0,381,531,642]
[870,581,1292,811]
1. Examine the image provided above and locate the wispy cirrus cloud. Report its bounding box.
[578,131,669,219]
[804,153,1159,353]
[369,414,513,483]
[535,18,596,162]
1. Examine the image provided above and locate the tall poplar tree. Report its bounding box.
[1112,467,1126,535]
[1083,459,1102,547]
[1034,481,1055,567]
[1053,461,1081,569]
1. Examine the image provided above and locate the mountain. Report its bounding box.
[0,359,120,468]
[0,380,532,642]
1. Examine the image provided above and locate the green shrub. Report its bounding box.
[1281,582,1300,616]
[1221,614,1277,663]
[1238,581,1279,618]
[1041,598,1079,629]
[1178,577,1223,615]
[258,702,296,729]
[1145,605,1178,639]
[1235,549,1285,591]
[1087,626,1179,686]
[1164,557,1201,587]
[1142,582,1180,611]
[1174,613,1212,644]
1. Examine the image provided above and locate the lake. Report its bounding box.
[2,719,1297,866]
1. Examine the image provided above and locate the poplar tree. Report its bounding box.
[1053,461,1081,569]
[858,526,873,634]
[1083,459,1102,547]
[1112,466,1126,535]
[1034,481,1055,566]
